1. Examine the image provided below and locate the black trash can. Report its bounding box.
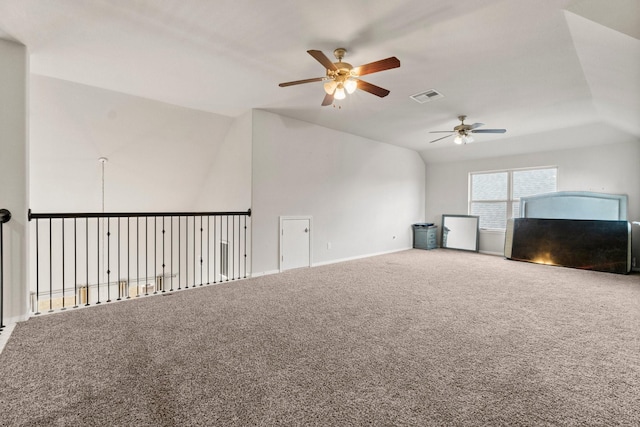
[412,223,438,250]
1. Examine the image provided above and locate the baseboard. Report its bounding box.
[313,247,412,268]
[479,250,504,257]
[250,269,280,278]
[3,312,30,325]
[0,323,17,354]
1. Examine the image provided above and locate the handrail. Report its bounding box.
[0,208,11,223]
[0,208,10,331]
[29,208,250,220]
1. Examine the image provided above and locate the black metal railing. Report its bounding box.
[0,208,11,333]
[28,209,251,314]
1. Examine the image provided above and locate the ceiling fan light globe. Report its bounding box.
[324,80,337,95]
[345,79,358,94]
[454,136,463,145]
[334,87,346,100]
[466,135,474,143]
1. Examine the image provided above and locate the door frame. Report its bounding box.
[279,216,313,272]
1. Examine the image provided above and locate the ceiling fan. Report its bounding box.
[279,48,400,106]
[429,115,506,144]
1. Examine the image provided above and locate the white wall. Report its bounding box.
[0,40,29,323]
[425,136,640,263]
[30,75,237,212]
[251,110,425,275]
[194,110,252,211]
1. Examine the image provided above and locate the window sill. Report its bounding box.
[479,229,506,234]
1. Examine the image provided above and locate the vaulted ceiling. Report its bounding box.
[1,0,638,162]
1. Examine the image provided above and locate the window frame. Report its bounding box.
[468,166,558,231]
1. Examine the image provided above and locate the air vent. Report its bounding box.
[410,89,444,104]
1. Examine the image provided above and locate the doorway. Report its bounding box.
[279,216,312,271]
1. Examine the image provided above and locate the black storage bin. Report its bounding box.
[412,223,438,250]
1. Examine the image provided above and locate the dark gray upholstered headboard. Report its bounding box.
[520,191,628,220]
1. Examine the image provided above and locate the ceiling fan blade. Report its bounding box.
[321,93,334,106]
[279,77,325,87]
[307,50,338,71]
[471,129,507,134]
[429,131,454,133]
[430,134,454,143]
[469,122,485,130]
[354,57,400,76]
[357,79,390,97]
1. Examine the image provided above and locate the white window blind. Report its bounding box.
[469,167,557,230]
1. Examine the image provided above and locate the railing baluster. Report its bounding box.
[48,218,53,312]
[96,218,101,305]
[127,217,131,299]
[136,217,140,298]
[106,217,111,303]
[145,217,148,296]
[0,221,3,330]
[61,218,66,310]
[214,215,218,284]
[232,215,236,280]
[154,216,157,295]
[74,218,78,308]
[117,217,121,301]
[61,219,66,310]
[207,216,210,285]
[244,215,247,279]
[162,216,165,293]
[178,217,181,290]
[193,215,196,288]
[0,221,2,329]
[199,216,203,286]
[34,218,40,314]
[185,216,189,289]
[170,216,174,292]
[85,218,89,306]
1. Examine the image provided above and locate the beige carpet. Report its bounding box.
[1,249,639,426]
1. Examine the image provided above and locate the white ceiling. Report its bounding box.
[1,0,638,162]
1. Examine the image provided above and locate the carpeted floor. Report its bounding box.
[1,249,639,426]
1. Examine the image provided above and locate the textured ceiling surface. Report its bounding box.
[1,0,638,162]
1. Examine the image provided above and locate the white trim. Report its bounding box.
[0,323,17,354]
[250,269,280,278]
[312,247,411,267]
[479,250,504,256]
[255,248,412,273]
[2,312,29,325]
[479,229,506,234]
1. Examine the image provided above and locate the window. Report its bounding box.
[469,167,557,230]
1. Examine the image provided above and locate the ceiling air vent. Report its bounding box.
[410,89,443,104]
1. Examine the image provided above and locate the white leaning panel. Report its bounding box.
[520,191,628,221]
